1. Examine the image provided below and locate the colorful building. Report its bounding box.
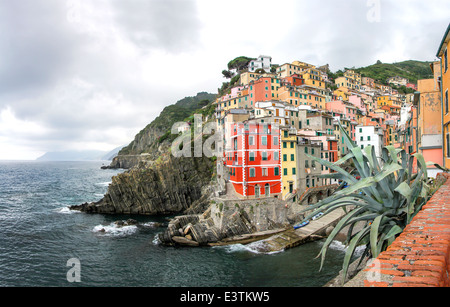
[249,77,273,106]
[437,23,450,169]
[225,121,282,198]
[413,61,443,177]
[281,127,298,200]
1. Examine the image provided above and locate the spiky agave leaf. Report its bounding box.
[301,121,435,285]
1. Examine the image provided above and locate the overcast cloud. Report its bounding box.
[0,0,449,160]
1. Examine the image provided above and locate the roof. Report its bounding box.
[436,23,450,57]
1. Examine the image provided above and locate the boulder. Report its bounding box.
[172,236,200,247]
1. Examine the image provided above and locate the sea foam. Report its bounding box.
[92,223,137,237]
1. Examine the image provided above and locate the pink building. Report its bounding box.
[349,95,366,113]
[218,85,246,102]
[326,100,357,122]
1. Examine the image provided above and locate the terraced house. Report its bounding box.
[225,121,282,199]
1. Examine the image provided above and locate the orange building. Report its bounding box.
[249,77,273,106]
[437,23,450,168]
[414,62,443,176]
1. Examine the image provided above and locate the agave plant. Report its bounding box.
[302,123,433,284]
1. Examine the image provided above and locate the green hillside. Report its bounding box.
[353,60,434,84]
[119,92,217,155]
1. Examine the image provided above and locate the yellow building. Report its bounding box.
[302,67,325,89]
[239,72,261,86]
[437,23,450,168]
[377,95,393,108]
[344,70,362,85]
[334,87,350,102]
[216,91,250,119]
[335,70,361,91]
[276,61,314,78]
[281,128,298,200]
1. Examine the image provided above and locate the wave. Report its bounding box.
[327,240,366,255]
[141,222,161,228]
[95,182,111,187]
[92,223,137,237]
[217,241,284,255]
[55,207,81,214]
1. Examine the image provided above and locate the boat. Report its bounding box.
[293,220,309,230]
[312,212,324,220]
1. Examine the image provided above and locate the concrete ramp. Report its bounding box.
[244,208,347,253]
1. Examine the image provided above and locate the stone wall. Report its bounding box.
[363,173,450,287]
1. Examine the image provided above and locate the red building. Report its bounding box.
[406,83,418,91]
[282,74,305,87]
[225,121,282,198]
[328,139,338,163]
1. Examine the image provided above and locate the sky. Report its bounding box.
[0,0,449,160]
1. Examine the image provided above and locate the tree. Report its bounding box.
[227,56,255,72]
[222,70,232,79]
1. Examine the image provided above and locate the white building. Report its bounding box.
[249,55,272,73]
[355,125,384,159]
[387,76,409,87]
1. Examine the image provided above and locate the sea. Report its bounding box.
[0,160,355,288]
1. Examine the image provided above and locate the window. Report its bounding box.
[290,142,294,149]
[262,136,267,146]
[283,168,288,176]
[274,152,279,161]
[262,152,268,161]
[305,147,308,154]
[447,134,450,158]
[249,135,254,146]
[291,154,295,161]
[274,167,280,176]
[305,160,309,168]
[249,152,255,162]
[445,48,448,73]
[446,90,449,114]
[368,136,371,141]
[292,168,296,175]
[273,136,279,146]
[262,168,268,177]
[360,136,364,141]
[283,154,287,162]
[250,168,256,177]
[283,142,287,149]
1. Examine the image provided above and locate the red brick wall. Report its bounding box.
[364,173,450,287]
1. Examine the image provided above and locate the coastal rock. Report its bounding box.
[104,154,154,170]
[158,197,295,247]
[172,236,200,247]
[70,155,215,216]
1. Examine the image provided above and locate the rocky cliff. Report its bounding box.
[71,155,215,215]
